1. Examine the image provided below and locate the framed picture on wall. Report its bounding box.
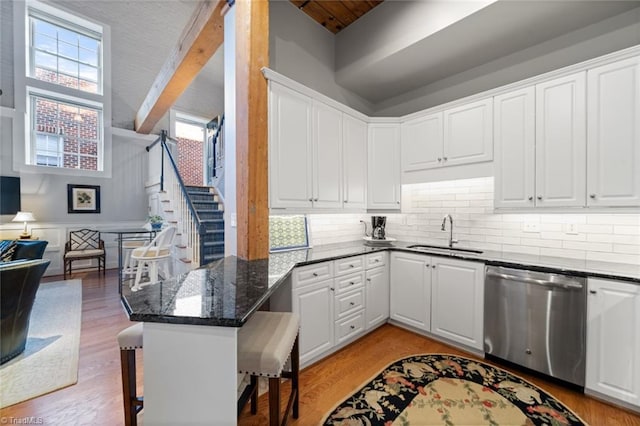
[67,184,101,213]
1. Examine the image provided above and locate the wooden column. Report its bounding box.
[235,0,269,260]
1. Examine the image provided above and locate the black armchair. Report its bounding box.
[0,259,50,364]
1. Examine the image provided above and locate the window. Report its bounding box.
[14,0,111,176]
[171,111,208,187]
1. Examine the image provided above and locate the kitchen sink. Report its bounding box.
[407,244,483,255]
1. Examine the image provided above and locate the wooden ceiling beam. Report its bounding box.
[134,0,227,134]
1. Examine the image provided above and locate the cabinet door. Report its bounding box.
[401,112,443,171]
[586,278,640,407]
[443,98,493,167]
[494,87,536,208]
[269,82,313,208]
[389,252,430,331]
[343,114,368,210]
[293,279,335,364]
[587,57,640,207]
[313,101,343,208]
[535,72,586,207]
[365,265,389,330]
[368,124,401,210]
[431,258,484,350]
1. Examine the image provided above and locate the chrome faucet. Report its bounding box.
[441,214,458,247]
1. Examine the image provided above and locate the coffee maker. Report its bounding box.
[371,216,387,240]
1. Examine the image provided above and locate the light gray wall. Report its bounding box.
[373,6,640,116]
[1,0,14,108]
[269,1,374,115]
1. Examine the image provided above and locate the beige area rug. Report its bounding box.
[0,279,82,408]
[323,354,587,426]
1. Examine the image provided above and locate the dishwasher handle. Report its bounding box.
[486,270,584,290]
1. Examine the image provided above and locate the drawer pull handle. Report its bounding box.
[312,272,318,277]
[374,259,380,262]
[366,278,371,282]
[350,302,355,306]
[349,264,354,268]
[330,287,335,291]
[349,281,354,285]
[425,264,430,267]
[350,325,355,330]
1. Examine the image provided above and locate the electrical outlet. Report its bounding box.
[565,223,579,235]
[230,213,237,228]
[523,223,540,233]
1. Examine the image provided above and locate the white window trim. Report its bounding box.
[13,0,112,178]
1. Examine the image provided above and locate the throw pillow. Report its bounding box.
[0,240,18,262]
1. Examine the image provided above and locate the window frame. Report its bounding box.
[13,0,112,178]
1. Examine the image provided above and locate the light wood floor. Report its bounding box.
[1,270,639,425]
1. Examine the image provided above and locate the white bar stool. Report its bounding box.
[117,323,144,426]
[237,311,300,426]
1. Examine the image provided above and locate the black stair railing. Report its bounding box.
[146,130,206,266]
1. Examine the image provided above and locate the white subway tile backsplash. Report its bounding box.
[306,178,640,265]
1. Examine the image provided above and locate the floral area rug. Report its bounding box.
[323,354,587,426]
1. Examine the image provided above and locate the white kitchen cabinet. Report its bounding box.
[389,252,431,331]
[365,264,389,330]
[443,98,493,167]
[430,258,484,350]
[586,278,640,408]
[368,123,401,210]
[494,87,536,208]
[587,56,640,207]
[293,279,335,364]
[401,112,443,171]
[535,72,586,207]
[312,101,343,208]
[343,114,368,210]
[269,82,313,209]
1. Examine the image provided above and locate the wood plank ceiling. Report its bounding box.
[291,0,383,34]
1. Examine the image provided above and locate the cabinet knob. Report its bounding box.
[349,281,354,285]
[374,259,380,262]
[312,272,318,277]
[537,196,542,200]
[350,302,355,306]
[314,198,319,202]
[397,201,400,204]
[350,325,355,330]
[308,198,313,202]
[525,348,532,355]
[366,278,371,282]
[425,264,430,267]
[528,196,533,201]
[349,264,354,268]
[590,194,596,199]
[344,199,348,203]
[589,290,597,294]
[437,157,442,162]
[330,287,335,291]
[443,157,448,161]
[432,265,436,269]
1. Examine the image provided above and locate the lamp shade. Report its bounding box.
[12,211,36,222]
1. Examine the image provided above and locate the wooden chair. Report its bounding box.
[117,323,143,426]
[237,311,300,426]
[63,229,106,278]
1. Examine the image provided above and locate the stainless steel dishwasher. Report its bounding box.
[484,266,586,387]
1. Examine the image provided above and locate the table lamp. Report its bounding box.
[12,211,36,239]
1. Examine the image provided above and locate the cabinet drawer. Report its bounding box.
[365,252,386,269]
[335,288,365,319]
[335,311,365,344]
[335,272,364,294]
[293,262,333,288]
[334,256,364,276]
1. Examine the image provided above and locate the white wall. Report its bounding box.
[223,6,237,257]
[269,1,374,116]
[373,6,640,116]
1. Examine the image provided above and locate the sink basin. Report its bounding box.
[407,244,483,255]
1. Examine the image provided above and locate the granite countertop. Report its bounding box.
[122,240,639,328]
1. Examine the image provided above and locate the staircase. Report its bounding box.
[185,186,225,265]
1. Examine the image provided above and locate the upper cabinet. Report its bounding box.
[443,98,493,167]
[343,114,368,210]
[269,82,313,209]
[587,56,640,207]
[494,87,536,208]
[368,123,401,210]
[312,101,343,209]
[400,98,493,173]
[535,72,587,208]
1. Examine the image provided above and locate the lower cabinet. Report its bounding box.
[365,264,389,330]
[293,279,335,365]
[389,251,485,350]
[389,252,431,331]
[586,277,640,408]
[430,258,484,350]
